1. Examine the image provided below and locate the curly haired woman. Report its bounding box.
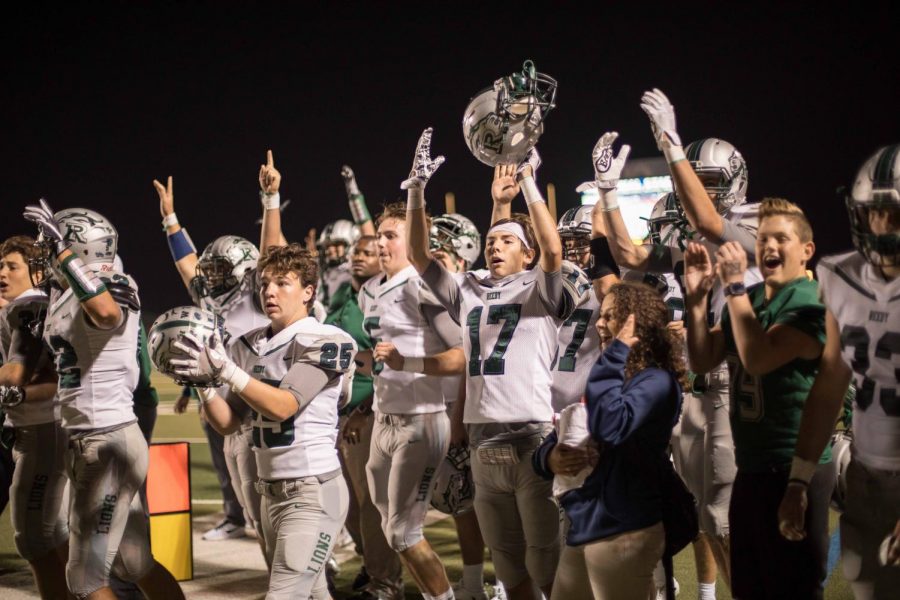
[534,281,686,600]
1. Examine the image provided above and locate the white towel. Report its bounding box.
[552,402,594,497]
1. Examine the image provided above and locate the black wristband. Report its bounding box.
[589,237,620,280]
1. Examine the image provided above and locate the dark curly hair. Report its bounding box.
[257,243,318,309]
[608,281,687,388]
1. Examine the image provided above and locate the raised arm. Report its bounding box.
[716,242,823,376]
[259,149,287,254]
[517,150,562,273]
[153,176,199,292]
[683,242,725,373]
[491,164,518,225]
[24,200,122,329]
[342,165,376,237]
[640,88,723,240]
[403,127,446,275]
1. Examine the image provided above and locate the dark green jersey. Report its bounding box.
[133,321,159,407]
[721,277,829,472]
[324,281,373,412]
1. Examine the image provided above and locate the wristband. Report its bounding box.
[406,188,425,211]
[520,176,544,206]
[59,254,108,301]
[663,145,686,164]
[402,357,425,373]
[348,194,372,224]
[788,455,817,485]
[199,387,218,404]
[597,189,619,212]
[261,191,281,210]
[167,228,197,262]
[162,213,179,228]
[589,237,621,280]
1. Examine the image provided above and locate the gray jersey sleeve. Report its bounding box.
[422,305,463,349]
[536,268,574,320]
[719,215,758,258]
[421,260,462,323]
[280,362,336,412]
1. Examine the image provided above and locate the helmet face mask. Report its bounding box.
[645,192,695,250]
[557,205,593,267]
[196,236,259,301]
[845,144,900,267]
[429,213,481,269]
[462,60,557,167]
[317,220,360,268]
[685,138,748,213]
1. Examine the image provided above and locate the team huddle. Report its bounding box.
[0,61,898,600]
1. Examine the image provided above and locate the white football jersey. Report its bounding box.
[43,272,140,431]
[551,262,601,412]
[817,251,900,471]
[0,288,57,426]
[319,262,352,306]
[648,200,762,324]
[358,265,451,414]
[455,268,575,424]
[227,317,356,480]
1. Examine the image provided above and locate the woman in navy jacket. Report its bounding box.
[534,282,686,600]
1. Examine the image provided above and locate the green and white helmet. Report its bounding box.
[430,213,481,268]
[32,208,118,286]
[317,220,360,268]
[557,205,592,263]
[846,144,900,267]
[462,60,557,167]
[685,138,748,213]
[148,306,227,387]
[197,236,259,299]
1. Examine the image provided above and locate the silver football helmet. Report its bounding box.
[645,192,693,249]
[148,306,227,387]
[557,205,592,264]
[430,213,481,268]
[31,208,118,286]
[462,60,557,167]
[685,138,748,213]
[317,220,360,268]
[196,236,259,299]
[845,144,900,267]
[830,429,853,513]
[430,445,475,516]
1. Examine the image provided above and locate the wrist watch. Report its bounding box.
[723,282,747,297]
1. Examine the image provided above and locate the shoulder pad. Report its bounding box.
[561,261,592,303]
[288,332,357,373]
[105,281,141,312]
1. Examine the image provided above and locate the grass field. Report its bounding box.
[0,372,856,598]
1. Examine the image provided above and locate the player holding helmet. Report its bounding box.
[779,145,900,598]
[23,200,183,599]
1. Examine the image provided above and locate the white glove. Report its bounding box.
[23,198,68,255]
[400,127,446,190]
[516,147,542,181]
[640,88,683,157]
[0,385,25,408]
[341,165,361,197]
[576,131,631,192]
[171,331,250,392]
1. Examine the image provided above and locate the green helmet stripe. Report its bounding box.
[686,139,706,162]
[873,145,900,186]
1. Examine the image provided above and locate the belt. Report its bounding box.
[254,469,341,498]
[375,412,432,426]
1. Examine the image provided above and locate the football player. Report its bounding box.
[172,243,355,599]
[779,145,900,598]
[600,88,765,589]
[0,235,68,599]
[153,171,269,548]
[316,220,361,305]
[327,234,405,600]
[358,188,461,600]
[684,198,831,599]
[23,200,183,600]
[406,129,578,600]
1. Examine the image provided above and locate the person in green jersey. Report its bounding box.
[684,198,832,599]
[326,234,404,600]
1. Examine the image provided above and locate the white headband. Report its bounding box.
[487,222,531,249]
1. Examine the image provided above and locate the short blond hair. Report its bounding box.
[758,197,813,242]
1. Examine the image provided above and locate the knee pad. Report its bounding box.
[525,537,561,588]
[387,521,423,553]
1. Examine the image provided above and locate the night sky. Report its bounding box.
[3,3,897,316]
